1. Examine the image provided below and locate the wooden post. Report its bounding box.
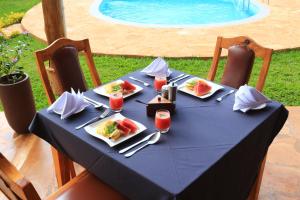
[41,0,65,96]
[41,0,75,187]
[42,0,66,44]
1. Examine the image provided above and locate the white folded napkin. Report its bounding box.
[141,57,171,77]
[233,85,270,113]
[47,89,89,119]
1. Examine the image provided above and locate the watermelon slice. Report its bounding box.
[121,81,136,92]
[194,80,212,96]
[116,121,131,136]
[121,118,138,133]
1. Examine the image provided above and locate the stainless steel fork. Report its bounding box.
[75,108,110,130]
[216,90,235,102]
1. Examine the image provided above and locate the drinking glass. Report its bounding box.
[154,76,167,92]
[109,92,123,112]
[155,109,171,133]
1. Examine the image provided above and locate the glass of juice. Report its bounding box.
[154,76,167,92]
[155,109,171,133]
[109,92,123,112]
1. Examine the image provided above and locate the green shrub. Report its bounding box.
[0,36,28,84]
[0,12,24,28]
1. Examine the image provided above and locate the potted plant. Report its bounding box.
[0,36,36,133]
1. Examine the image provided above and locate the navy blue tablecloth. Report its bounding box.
[29,70,288,200]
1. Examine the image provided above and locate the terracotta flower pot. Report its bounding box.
[0,73,36,133]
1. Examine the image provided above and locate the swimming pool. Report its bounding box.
[91,0,268,27]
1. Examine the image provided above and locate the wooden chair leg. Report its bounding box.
[51,147,75,187]
[248,153,268,200]
[69,159,76,178]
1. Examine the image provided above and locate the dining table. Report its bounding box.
[29,69,288,200]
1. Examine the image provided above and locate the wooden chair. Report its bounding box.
[208,36,273,200]
[35,37,101,104]
[35,38,102,187]
[208,36,273,92]
[0,153,126,200]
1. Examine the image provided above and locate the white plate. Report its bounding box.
[93,80,143,98]
[84,113,147,147]
[178,77,224,99]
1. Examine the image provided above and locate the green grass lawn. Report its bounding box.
[0,0,40,18]
[3,34,299,111]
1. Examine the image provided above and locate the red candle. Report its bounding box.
[109,93,123,112]
[154,76,167,91]
[155,109,171,133]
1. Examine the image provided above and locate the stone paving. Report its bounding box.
[22,0,300,57]
[0,107,299,199]
[0,23,24,38]
[259,107,300,200]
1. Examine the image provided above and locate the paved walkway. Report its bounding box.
[22,0,300,57]
[0,23,24,38]
[0,107,299,199]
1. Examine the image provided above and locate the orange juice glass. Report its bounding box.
[155,109,171,133]
[109,93,123,112]
[154,76,167,92]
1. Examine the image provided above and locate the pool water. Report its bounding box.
[97,0,264,26]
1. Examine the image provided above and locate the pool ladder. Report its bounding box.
[235,0,250,11]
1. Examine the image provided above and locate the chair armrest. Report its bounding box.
[0,153,40,200]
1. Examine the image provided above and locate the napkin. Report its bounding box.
[141,57,171,77]
[233,85,270,113]
[47,89,89,119]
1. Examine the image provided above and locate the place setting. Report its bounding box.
[126,57,191,90]
[81,103,171,158]
[72,78,146,134]
[141,57,191,84]
[83,79,173,156]
[137,57,229,101]
[93,79,143,98]
[120,57,173,88]
[116,108,171,158]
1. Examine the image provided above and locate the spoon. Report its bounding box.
[119,132,157,154]
[124,132,161,157]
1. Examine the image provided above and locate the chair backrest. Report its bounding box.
[35,38,101,104]
[0,153,41,200]
[207,36,273,91]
